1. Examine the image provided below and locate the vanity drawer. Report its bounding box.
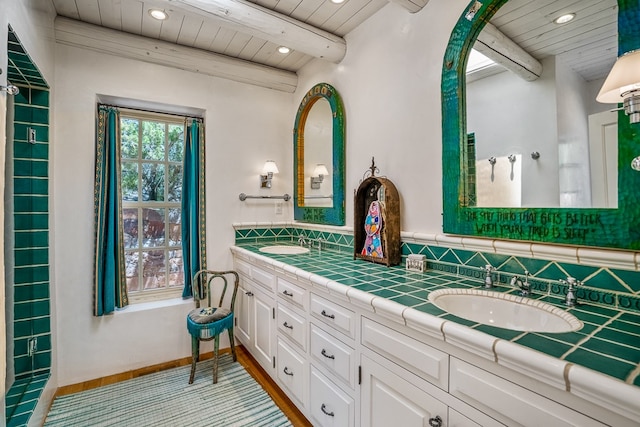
[277,277,307,310]
[310,324,356,388]
[251,265,275,291]
[309,366,354,427]
[310,293,356,339]
[362,317,448,390]
[276,338,307,408]
[276,303,307,351]
[449,358,603,427]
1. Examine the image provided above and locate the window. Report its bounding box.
[120,111,185,301]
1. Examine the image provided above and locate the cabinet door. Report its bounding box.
[252,286,275,372]
[361,354,447,427]
[234,284,252,346]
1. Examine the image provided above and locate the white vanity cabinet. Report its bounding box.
[232,249,637,427]
[234,260,276,374]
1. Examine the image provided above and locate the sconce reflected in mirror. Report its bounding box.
[597,49,640,124]
[0,84,19,95]
[260,160,279,188]
[310,164,330,189]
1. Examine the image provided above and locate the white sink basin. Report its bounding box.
[428,289,582,333]
[259,245,310,255]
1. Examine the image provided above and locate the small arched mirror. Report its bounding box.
[294,83,345,225]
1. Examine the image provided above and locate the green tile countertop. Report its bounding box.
[233,243,640,392]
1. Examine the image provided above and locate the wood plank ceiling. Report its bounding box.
[488,0,618,82]
[50,0,618,90]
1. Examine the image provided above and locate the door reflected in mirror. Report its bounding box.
[465,0,618,208]
[304,98,333,208]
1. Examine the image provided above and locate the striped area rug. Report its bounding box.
[44,355,292,427]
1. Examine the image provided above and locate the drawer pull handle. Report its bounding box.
[245,291,254,296]
[321,349,335,360]
[429,416,442,427]
[321,404,334,417]
[283,367,294,376]
[321,310,335,319]
[283,321,293,330]
[282,290,294,297]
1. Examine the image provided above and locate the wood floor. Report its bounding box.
[54,345,312,427]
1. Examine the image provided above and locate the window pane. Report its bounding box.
[168,208,181,246]
[121,118,139,159]
[167,164,182,202]
[142,121,166,160]
[125,251,140,292]
[142,250,166,289]
[123,208,139,249]
[168,124,184,162]
[143,208,165,247]
[168,249,183,288]
[141,163,165,201]
[121,162,139,201]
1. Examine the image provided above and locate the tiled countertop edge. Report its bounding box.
[230,245,640,421]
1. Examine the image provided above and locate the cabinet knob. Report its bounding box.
[321,404,335,417]
[429,415,442,427]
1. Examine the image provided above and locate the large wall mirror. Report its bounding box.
[294,83,346,225]
[442,0,640,249]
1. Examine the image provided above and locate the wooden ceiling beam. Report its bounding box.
[475,22,542,81]
[54,17,298,92]
[165,0,347,63]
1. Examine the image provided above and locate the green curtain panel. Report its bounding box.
[182,119,206,298]
[94,106,128,316]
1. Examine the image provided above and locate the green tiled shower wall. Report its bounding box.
[6,26,51,426]
[235,226,640,313]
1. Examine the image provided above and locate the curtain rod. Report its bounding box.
[97,103,203,122]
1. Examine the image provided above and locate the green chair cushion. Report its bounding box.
[188,307,231,324]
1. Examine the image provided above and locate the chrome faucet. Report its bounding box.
[298,233,309,247]
[483,265,494,288]
[510,270,530,297]
[315,238,325,253]
[559,277,581,306]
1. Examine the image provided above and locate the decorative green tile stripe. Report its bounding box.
[235,226,640,312]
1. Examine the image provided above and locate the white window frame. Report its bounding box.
[120,109,186,304]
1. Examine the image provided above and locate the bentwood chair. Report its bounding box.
[186,269,239,384]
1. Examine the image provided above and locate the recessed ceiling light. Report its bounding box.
[553,13,575,24]
[278,46,291,54]
[149,9,169,21]
[331,0,346,4]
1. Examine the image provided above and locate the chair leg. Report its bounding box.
[188,336,199,384]
[228,326,237,362]
[213,334,220,384]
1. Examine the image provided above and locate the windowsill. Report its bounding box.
[115,297,192,314]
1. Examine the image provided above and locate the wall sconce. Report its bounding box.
[0,84,19,95]
[597,49,640,124]
[260,160,279,188]
[310,164,330,189]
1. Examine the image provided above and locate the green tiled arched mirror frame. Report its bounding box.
[293,83,346,225]
[442,0,640,249]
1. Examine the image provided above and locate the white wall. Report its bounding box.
[295,1,467,233]
[467,57,559,207]
[53,44,293,385]
[51,0,471,387]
